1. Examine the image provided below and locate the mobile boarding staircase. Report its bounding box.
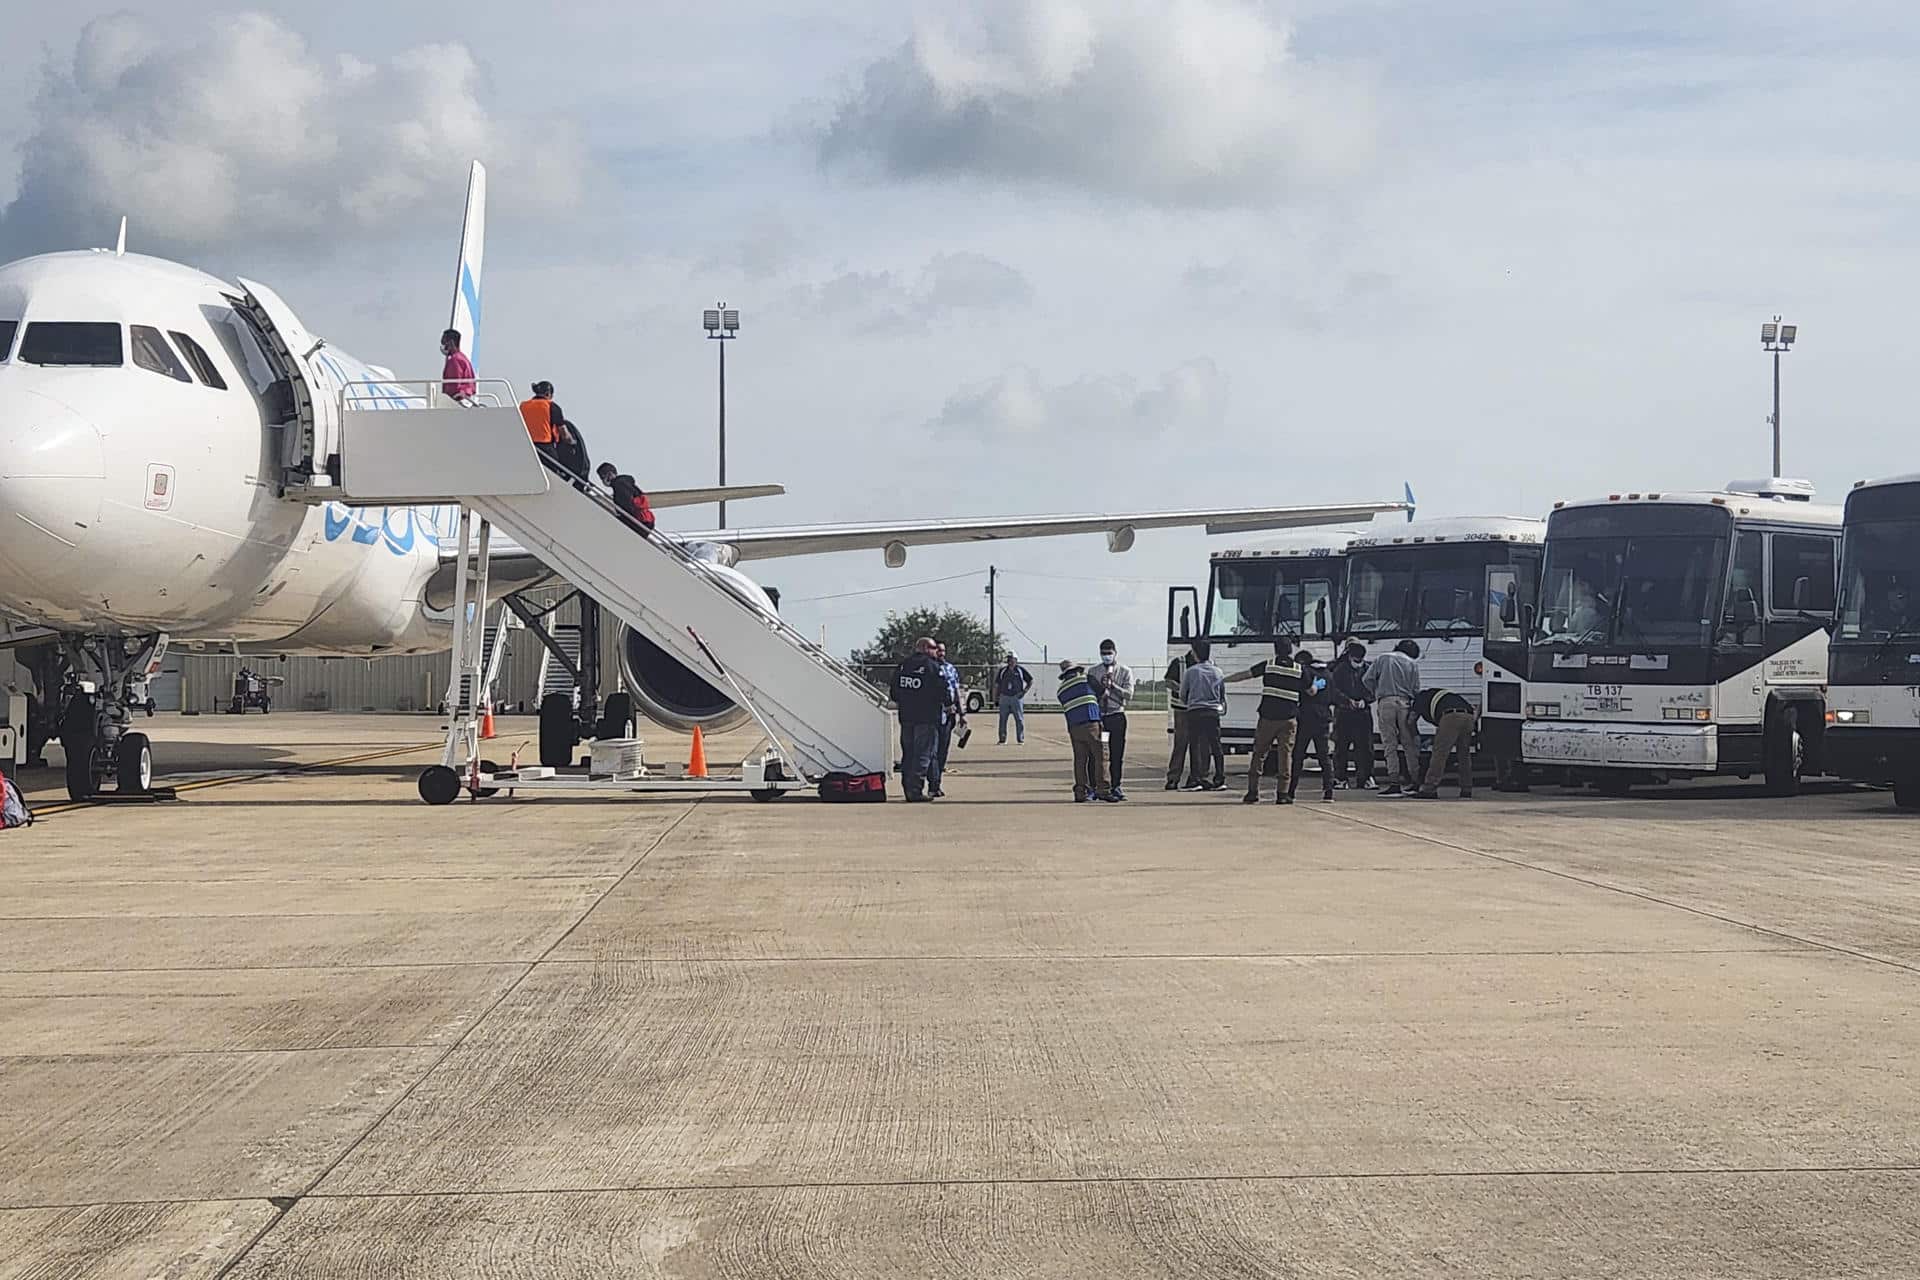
[332,380,895,804]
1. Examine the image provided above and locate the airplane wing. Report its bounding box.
[680,501,1408,563]
[444,497,1406,608]
[648,484,784,509]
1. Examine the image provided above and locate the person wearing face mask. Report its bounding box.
[1088,639,1134,801]
[1329,638,1375,790]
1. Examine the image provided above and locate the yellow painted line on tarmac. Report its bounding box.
[33,741,440,817]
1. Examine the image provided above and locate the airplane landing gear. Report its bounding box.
[57,634,168,802]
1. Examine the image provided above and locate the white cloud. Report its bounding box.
[820,0,1376,206]
[933,358,1227,439]
[0,11,583,258]
[785,250,1033,332]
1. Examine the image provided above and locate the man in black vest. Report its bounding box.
[890,637,952,802]
[1225,641,1308,804]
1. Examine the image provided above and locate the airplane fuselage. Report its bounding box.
[0,251,455,655]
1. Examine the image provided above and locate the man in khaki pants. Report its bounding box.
[1411,686,1477,799]
[1364,639,1422,795]
[1226,642,1309,804]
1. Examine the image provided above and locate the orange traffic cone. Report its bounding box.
[687,725,708,778]
[480,703,496,740]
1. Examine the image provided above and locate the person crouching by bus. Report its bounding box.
[1288,647,1337,803]
[1411,686,1477,799]
[1164,645,1199,790]
[1057,660,1115,802]
[1178,641,1228,791]
[1224,641,1306,804]
[1330,638,1374,790]
[1364,639,1421,795]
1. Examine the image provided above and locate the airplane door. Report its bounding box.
[232,277,341,487]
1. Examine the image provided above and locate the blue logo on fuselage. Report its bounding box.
[323,504,450,556]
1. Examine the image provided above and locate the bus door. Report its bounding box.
[1166,586,1201,729]
[1166,586,1200,647]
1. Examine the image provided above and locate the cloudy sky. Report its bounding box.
[4,1,1916,665]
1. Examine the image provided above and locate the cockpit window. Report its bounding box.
[0,320,17,361]
[19,322,123,367]
[130,325,192,382]
[168,330,228,390]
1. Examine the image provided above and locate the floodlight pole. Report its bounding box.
[1766,351,1781,479]
[1760,315,1795,480]
[704,304,740,528]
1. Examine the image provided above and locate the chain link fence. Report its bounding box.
[854,663,1171,715]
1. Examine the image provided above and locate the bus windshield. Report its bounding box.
[1345,544,1505,636]
[1205,558,1339,641]
[1535,534,1725,648]
[1837,518,1920,641]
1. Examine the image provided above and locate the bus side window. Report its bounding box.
[1768,533,1836,615]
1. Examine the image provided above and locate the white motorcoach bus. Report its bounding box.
[1165,530,1358,752]
[1520,480,1840,796]
[1345,516,1545,780]
[1825,475,1920,810]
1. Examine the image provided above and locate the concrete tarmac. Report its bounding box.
[3,713,1918,1277]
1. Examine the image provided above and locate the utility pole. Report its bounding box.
[1760,317,1798,479]
[986,565,997,654]
[702,305,740,527]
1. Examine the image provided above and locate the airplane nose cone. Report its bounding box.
[0,387,105,588]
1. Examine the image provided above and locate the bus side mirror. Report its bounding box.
[1499,594,1518,627]
[1791,577,1810,611]
[1729,591,1760,628]
[1314,599,1328,635]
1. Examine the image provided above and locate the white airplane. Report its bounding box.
[0,163,1404,800]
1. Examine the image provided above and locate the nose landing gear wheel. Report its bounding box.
[117,732,153,795]
[539,693,578,769]
[60,697,98,802]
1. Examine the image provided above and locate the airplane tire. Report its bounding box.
[61,698,97,802]
[418,766,461,806]
[1763,704,1803,798]
[596,692,636,742]
[539,694,577,769]
[117,732,153,795]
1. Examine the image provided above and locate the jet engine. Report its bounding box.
[616,559,773,732]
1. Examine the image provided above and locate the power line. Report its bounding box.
[1000,568,1182,586]
[787,571,981,604]
[994,599,1046,654]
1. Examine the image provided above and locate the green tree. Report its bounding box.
[851,607,1004,669]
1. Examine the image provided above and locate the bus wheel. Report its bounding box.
[1762,705,1803,797]
[1895,775,1920,812]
